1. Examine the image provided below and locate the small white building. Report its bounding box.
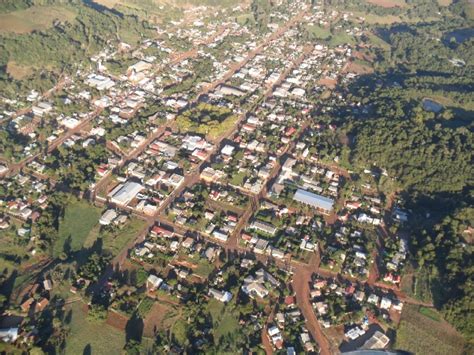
[209,288,232,303]
[146,274,163,291]
[99,209,118,225]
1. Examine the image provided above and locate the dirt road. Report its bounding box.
[292,259,332,355]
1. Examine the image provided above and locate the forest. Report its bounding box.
[315,6,473,346]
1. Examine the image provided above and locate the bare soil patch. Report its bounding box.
[143,302,180,337]
[106,309,129,330]
[93,0,120,8]
[6,62,34,80]
[318,77,338,89]
[344,61,374,75]
[353,51,374,63]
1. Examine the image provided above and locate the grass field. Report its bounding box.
[6,61,34,80]
[0,5,77,34]
[102,218,147,256]
[0,219,47,282]
[215,311,240,339]
[192,256,215,279]
[344,60,374,75]
[236,13,254,25]
[367,32,391,50]
[410,92,474,112]
[207,298,240,341]
[438,0,453,5]
[54,199,102,258]
[306,25,331,40]
[230,171,247,186]
[354,12,403,24]
[419,306,442,322]
[395,304,465,355]
[329,32,356,46]
[94,0,120,8]
[400,266,434,304]
[0,220,28,271]
[81,216,145,257]
[176,103,239,141]
[65,302,126,355]
[366,0,407,8]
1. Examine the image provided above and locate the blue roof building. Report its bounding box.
[293,189,334,213]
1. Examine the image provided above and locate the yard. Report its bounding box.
[54,199,102,258]
[103,219,147,255]
[207,298,240,342]
[306,25,331,40]
[143,302,181,337]
[65,302,126,355]
[175,103,239,141]
[84,218,147,256]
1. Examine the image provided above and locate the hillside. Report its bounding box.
[0,0,155,97]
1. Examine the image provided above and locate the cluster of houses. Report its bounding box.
[241,199,325,261]
[0,1,414,353]
[0,173,53,255]
[266,294,316,353]
[0,278,58,345]
[309,275,401,349]
[132,223,221,275]
[166,184,247,243]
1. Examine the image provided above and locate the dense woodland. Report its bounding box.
[314,3,473,346]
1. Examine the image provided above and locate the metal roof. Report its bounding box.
[293,188,334,211]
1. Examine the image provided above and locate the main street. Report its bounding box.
[5,6,408,353]
[88,12,349,352]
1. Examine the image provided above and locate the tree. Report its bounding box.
[87,304,107,322]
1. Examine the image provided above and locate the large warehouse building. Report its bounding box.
[293,188,334,214]
[108,181,144,206]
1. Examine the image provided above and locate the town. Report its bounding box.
[0,0,471,354]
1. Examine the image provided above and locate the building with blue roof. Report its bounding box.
[293,188,334,214]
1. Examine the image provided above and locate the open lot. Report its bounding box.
[65,302,126,355]
[0,5,77,34]
[103,218,147,255]
[6,61,34,80]
[54,199,102,258]
[143,302,181,337]
[207,298,240,342]
[395,304,465,355]
[0,220,30,272]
